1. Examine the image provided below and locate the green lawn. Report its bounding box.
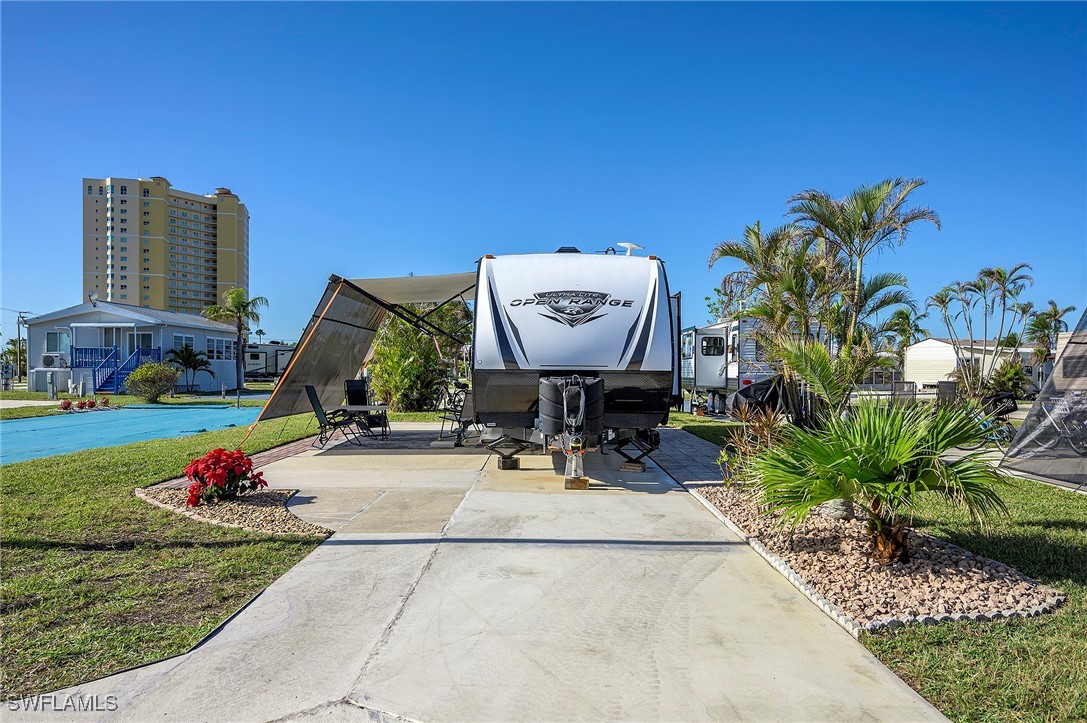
[0,414,322,698]
[864,479,1087,721]
[666,410,743,445]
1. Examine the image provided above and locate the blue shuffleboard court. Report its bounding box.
[0,406,264,465]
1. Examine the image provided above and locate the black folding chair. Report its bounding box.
[438,382,469,440]
[344,378,370,405]
[936,381,958,406]
[306,384,364,448]
[344,378,389,439]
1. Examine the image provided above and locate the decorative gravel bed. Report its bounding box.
[137,487,331,538]
[698,482,1065,630]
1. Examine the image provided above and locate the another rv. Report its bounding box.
[681,318,773,412]
[244,342,295,380]
[472,248,678,468]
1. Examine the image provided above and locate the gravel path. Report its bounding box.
[138,487,331,537]
[699,482,1064,627]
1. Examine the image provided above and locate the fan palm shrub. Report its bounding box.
[752,401,1010,564]
[166,345,215,392]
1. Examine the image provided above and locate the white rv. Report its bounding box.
[244,342,296,380]
[473,248,678,468]
[681,318,774,411]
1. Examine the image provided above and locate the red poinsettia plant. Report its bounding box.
[75,400,88,410]
[86,399,97,409]
[185,448,267,507]
[59,399,73,411]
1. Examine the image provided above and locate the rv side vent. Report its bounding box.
[555,246,581,254]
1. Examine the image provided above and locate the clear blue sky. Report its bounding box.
[3,2,1084,344]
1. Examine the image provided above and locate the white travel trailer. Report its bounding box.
[473,248,679,469]
[681,318,773,411]
[258,247,679,478]
[244,342,296,380]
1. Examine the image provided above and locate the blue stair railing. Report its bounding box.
[93,349,119,393]
[112,348,162,393]
[72,347,117,368]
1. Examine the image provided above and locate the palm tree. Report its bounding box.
[1025,300,1078,363]
[979,264,1033,379]
[788,178,940,351]
[202,288,269,392]
[166,345,215,392]
[753,401,1009,564]
[886,307,929,372]
[254,328,266,343]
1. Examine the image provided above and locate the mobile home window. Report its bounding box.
[701,336,725,356]
[206,337,235,361]
[173,334,195,350]
[128,332,153,350]
[45,332,71,353]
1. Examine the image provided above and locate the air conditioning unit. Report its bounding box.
[41,353,69,368]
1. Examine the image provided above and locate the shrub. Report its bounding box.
[75,400,87,410]
[369,301,470,411]
[98,396,110,407]
[185,448,267,506]
[753,400,1010,564]
[717,403,786,483]
[86,399,96,409]
[58,399,72,411]
[124,362,180,403]
[988,358,1030,398]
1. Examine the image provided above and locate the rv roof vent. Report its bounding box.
[555,246,581,254]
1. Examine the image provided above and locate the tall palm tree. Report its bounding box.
[788,178,940,352]
[886,307,929,372]
[979,263,1033,379]
[202,288,269,391]
[1025,300,1078,363]
[253,328,266,344]
[166,345,215,392]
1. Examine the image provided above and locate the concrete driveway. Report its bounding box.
[32,425,943,722]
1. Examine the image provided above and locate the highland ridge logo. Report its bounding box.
[508,289,634,327]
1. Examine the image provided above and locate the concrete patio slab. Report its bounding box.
[21,425,944,722]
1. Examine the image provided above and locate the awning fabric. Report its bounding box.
[257,272,475,422]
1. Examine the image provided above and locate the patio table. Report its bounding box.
[327,404,390,439]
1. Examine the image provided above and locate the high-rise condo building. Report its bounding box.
[82,176,249,313]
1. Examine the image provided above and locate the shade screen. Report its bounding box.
[1001,309,1087,489]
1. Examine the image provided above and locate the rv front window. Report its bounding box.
[701,336,724,356]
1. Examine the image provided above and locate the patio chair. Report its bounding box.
[305,384,364,448]
[452,390,480,446]
[344,378,389,439]
[438,382,469,440]
[344,378,370,405]
[891,381,917,407]
[936,381,958,406]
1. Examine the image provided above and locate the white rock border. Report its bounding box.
[684,483,1066,638]
[134,487,330,538]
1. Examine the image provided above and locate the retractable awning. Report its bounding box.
[258,272,475,422]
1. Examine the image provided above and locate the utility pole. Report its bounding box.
[16,312,29,385]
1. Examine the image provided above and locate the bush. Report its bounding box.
[58,399,72,411]
[124,362,180,403]
[185,448,267,506]
[753,401,1010,564]
[988,358,1030,398]
[369,301,470,411]
[86,399,96,409]
[75,400,87,410]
